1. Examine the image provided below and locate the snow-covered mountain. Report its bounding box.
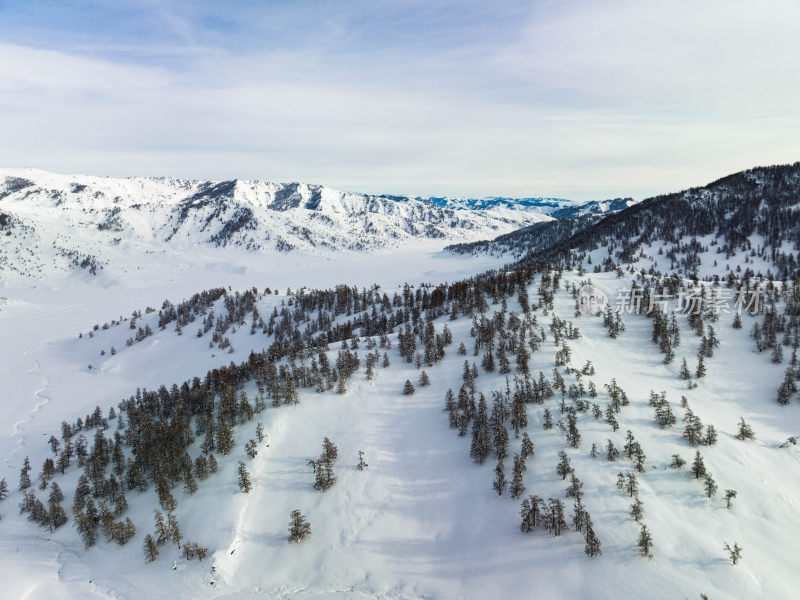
[549,197,636,220]
[2,261,799,600]
[448,163,800,280]
[425,196,577,214]
[0,169,559,283]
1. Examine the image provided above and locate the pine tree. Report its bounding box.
[724,542,743,565]
[167,511,182,547]
[245,439,258,459]
[606,439,619,461]
[288,509,311,542]
[509,454,526,499]
[696,354,707,378]
[322,437,338,463]
[402,380,415,395]
[670,454,686,469]
[735,417,755,440]
[703,473,718,498]
[216,419,235,455]
[510,393,528,438]
[679,357,692,380]
[585,524,602,557]
[492,458,507,496]
[470,394,492,464]
[556,451,572,480]
[183,470,198,495]
[704,424,718,446]
[691,450,706,479]
[48,482,64,504]
[208,454,218,474]
[724,489,737,509]
[605,406,619,432]
[48,499,67,531]
[238,462,252,493]
[19,456,31,491]
[144,533,159,562]
[114,491,128,517]
[153,510,168,546]
[543,408,554,430]
[357,450,368,471]
[0,477,8,500]
[630,497,644,522]
[625,472,639,497]
[520,432,534,460]
[419,370,431,386]
[637,524,653,558]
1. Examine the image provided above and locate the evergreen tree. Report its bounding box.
[724,489,737,509]
[519,495,541,532]
[48,499,68,531]
[419,370,431,386]
[153,510,169,546]
[630,497,644,522]
[510,394,528,438]
[679,358,692,380]
[19,456,31,491]
[238,461,252,493]
[556,451,572,480]
[509,454,526,499]
[357,450,368,471]
[183,469,198,495]
[696,354,707,378]
[470,395,492,464]
[322,438,338,463]
[735,417,755,440]
[703,473,718,498]
[543,408,554,430]
[691,451,707,479]
[288,509,311,542]
[492,458,507,496]
[724,542,743,565]
[520,432,534,460]
[670,454,686,469]
[606,439,620,461]
[144,533,159,562]
[402,380,415,395]
[585,524,602,557]
[216,420,235,455]
[0,477,8,500]
[637,524,653,559]
[245,439,258,459]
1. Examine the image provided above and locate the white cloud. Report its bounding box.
[0,1,798,200]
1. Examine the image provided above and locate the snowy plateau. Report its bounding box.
[0,165,799,600]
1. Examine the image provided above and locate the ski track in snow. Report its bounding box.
[7,344,52,470]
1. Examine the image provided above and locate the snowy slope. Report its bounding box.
[447,162,800,280]
[1,255,798,600]
[0,169,556,285]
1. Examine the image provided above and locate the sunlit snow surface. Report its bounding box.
[1,246,798,600]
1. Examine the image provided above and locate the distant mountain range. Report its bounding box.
[447,162,800,280]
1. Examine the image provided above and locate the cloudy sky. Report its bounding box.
[0,0,798,200]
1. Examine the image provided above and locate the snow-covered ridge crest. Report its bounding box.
[0,168,557,282]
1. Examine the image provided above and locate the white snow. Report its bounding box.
[1,244,798,599]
